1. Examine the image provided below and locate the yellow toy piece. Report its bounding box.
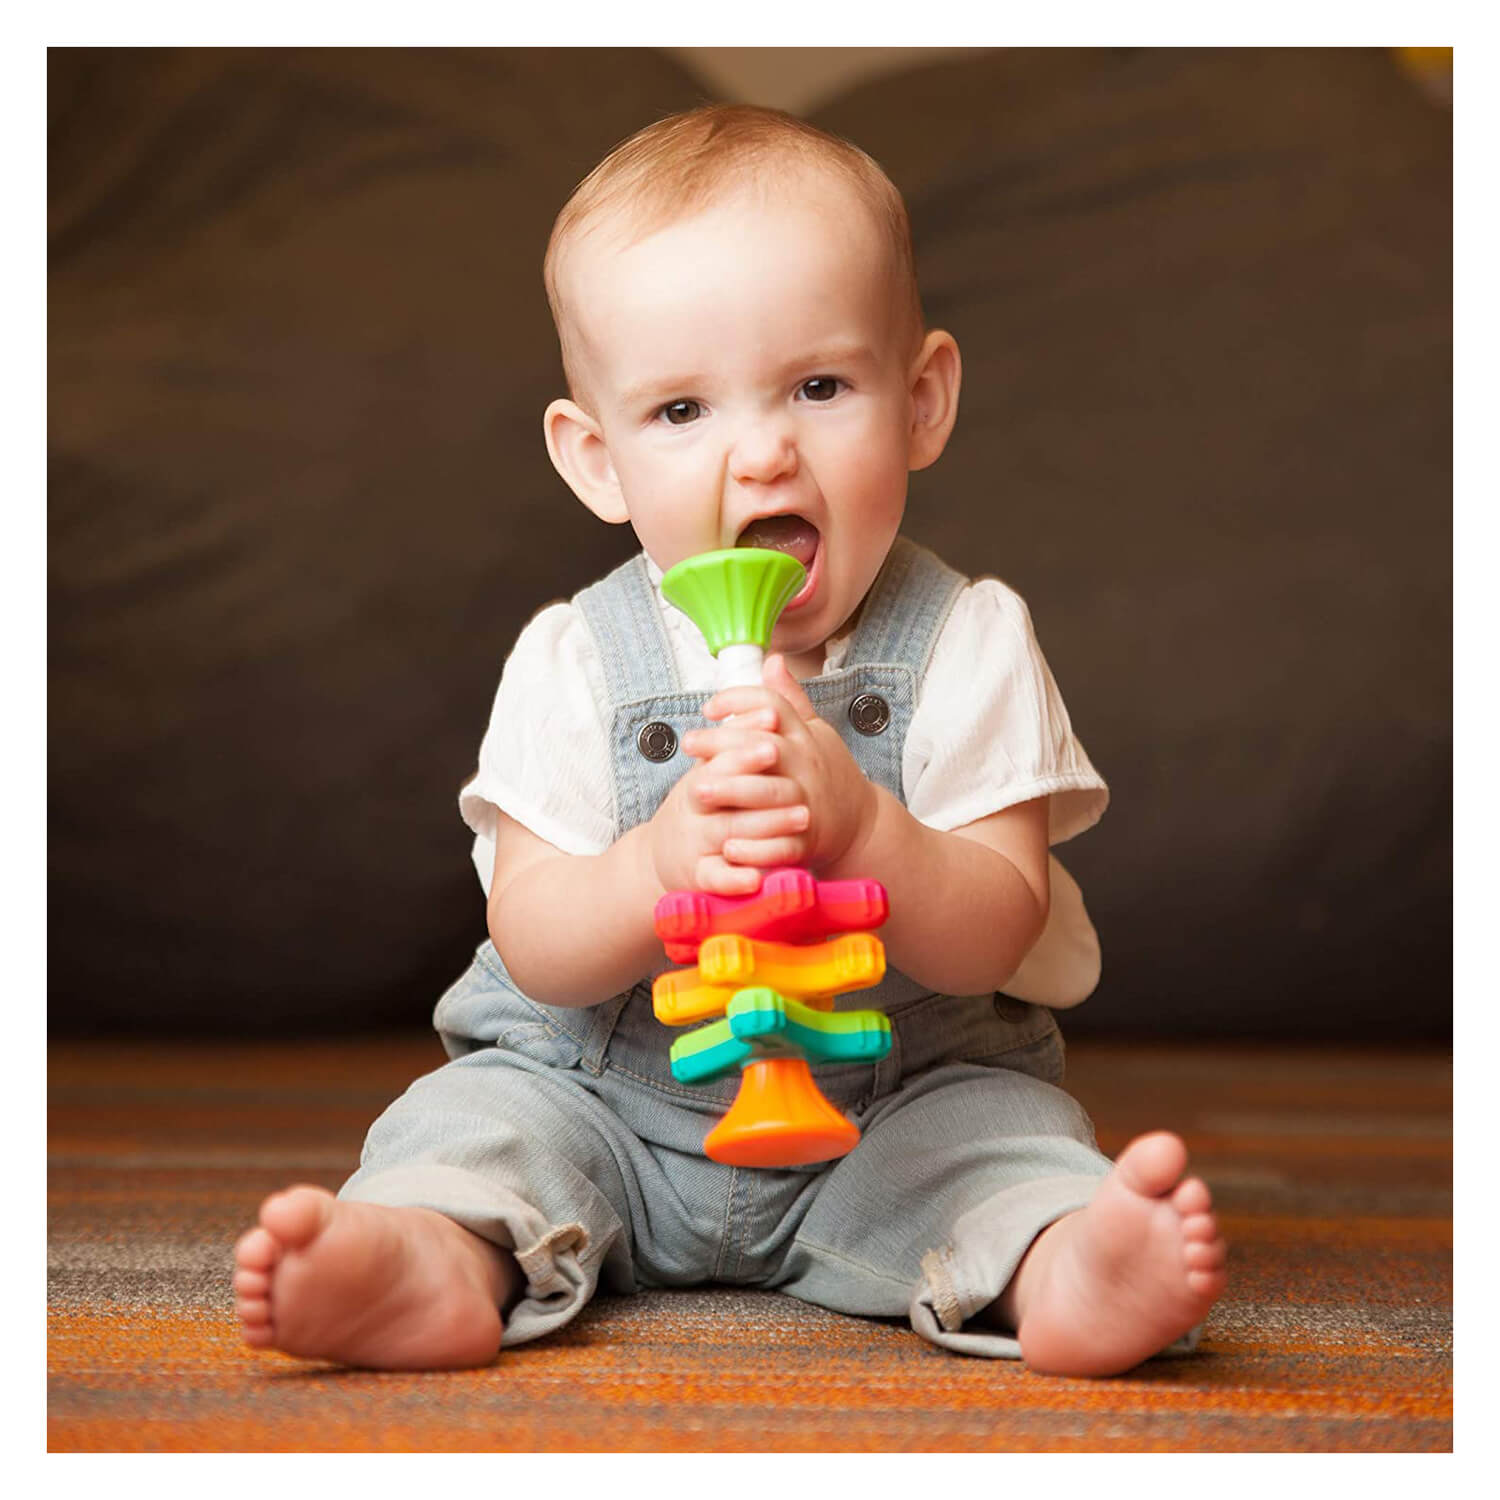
[652,931,885,1025]
[652,968,740,1026]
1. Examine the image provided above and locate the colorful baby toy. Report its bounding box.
[654,548,893,1167]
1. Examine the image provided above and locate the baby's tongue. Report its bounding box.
[736,514,820,568]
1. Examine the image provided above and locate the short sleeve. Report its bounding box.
[904,579,1109,844]
[458,602,615,896]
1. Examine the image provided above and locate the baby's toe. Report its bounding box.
[1171,1176,1212,1217]
[1114,1132,1189,1198]
[1184,1237,1227,1272]
[1187,1266,1229,1298]
[240,1320,277,1348]
[234,1267,270,1298]
[237,1295,272,1327]
[1180,1211,1219,1243]
[259,1185,335,1250]
[235,1225,280,1271]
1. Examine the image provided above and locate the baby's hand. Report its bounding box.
[698,655,878,875]
[647,705,811,897]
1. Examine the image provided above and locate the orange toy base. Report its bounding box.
[702,1057,861,1167]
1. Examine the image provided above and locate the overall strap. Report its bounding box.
[573,551,682,706]
[845,535,968,676]
[574,551,703,839]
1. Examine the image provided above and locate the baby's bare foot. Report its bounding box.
[233,1186,517,1369]
[994,1131,1228,1376]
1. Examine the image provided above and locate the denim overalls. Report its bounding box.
[341,538,1124,1358]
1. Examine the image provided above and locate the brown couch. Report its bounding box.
[48,47,1450,1037]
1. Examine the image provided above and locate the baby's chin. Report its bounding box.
[770,611,847,671]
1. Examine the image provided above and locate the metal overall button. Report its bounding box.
[848,693,891,736]
[637,721,678,762]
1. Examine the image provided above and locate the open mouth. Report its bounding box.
[735,513,821,608]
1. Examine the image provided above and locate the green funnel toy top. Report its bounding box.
[660,548,806,656]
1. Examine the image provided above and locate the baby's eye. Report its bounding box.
[658,399,704,425]
[798,377,843,403]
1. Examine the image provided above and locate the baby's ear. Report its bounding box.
[543,399,629,524]
[906,330,962,472]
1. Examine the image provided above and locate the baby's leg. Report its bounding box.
[234,1190,519,1369]
[983,1129,1228,1376]
[776,1060,1225,1374]
[232,1045,638,1370]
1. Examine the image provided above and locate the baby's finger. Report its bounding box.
[726,805,810,842]
[704,687,781,726]
[695,854,765,897]
[681,715,777,761]
[691,742,781,792]
[762,655,821,725]
[722,832,810,868]
[697,773,803,811]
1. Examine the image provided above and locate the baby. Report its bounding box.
[233,105,1227,1376]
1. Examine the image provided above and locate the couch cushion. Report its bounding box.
[49,48,706,1031]
[49,48,1449,1038]
[813,48,1450,1037]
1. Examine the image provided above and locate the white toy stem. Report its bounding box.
[716,642,765,691]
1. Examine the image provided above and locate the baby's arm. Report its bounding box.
[826,791,1051,997]
[696,656,1050,997]
[487,711,812,1007]
[486,812,663,1007]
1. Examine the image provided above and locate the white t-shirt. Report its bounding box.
[460,558,1110,1007]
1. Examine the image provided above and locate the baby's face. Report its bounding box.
[562,180,924,660]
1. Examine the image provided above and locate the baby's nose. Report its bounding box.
[728,420,798,484]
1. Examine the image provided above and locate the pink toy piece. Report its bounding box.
[654,867,815,948]
[655,867,888,961]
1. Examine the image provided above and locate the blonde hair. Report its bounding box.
[544,104,925,405]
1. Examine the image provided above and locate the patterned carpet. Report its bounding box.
[47,1036,1452,1452]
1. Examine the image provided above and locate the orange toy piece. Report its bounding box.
[697,931,885,1000]
[701,1057,860,1167]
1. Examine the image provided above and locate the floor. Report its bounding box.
[47,1034,1452,1451]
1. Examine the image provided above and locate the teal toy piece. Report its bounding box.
[669,987,893,1086]
[669,1019,753,1086]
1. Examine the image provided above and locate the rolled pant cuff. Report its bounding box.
[340,1163,596,1348]
[910,1173,1203,1361]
